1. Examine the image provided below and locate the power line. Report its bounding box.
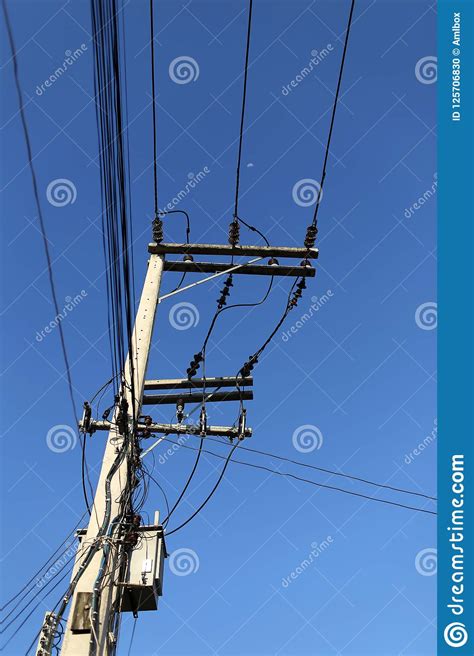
[157,437,437,518]
[206,437,436,501]
[0,512,87,614]
[149,0,158,217]
[2,0,93,517]
[233,0,253,220]
[311,0,356,228]
[165,442,241,536]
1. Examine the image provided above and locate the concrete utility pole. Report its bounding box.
[36,241,317,656]
[59,254,164,656]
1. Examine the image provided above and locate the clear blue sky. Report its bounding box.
[0,1,436,655]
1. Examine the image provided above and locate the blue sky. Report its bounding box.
[0,1,437,654]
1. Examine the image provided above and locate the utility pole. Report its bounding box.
[37,239,317,656]
[58,253,165,656]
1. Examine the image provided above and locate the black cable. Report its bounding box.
[2,0,92,517]
[158,209,191,243]
[127,617,138,656]
[233,0,253,220]
[165,441,240,536]
[149,0,158,217]
[142,467,170,519]
[158,437,437,518]
[236,215,270,246]
[0,563,74,651]
[0,512,87,614]
[23,586,66,656]
[311,0,355,228]
[197,436,436,502]
[162,437,205,527]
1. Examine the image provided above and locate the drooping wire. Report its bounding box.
[173,434,436,502]
[233,0,253,221]
[149,0,159,218]
[162,437,205,528]
[127,617,138,656]
[2,0,93,517]
[157,437,437,519]
[311,0,355,229]
[165,442,241,536]
[0,511,87,613]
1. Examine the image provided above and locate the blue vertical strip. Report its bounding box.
[438,1,474,654]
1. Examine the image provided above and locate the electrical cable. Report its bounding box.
[0,511,87,613]
[149,0,158,218]
[311,0,356,229]
[233,0,253,221]
[2,0,92,517]
[127,617,138,656]
[209,437,436,501]
[165,442,240,536]
[162,437,205,527]
[158,437,437,518]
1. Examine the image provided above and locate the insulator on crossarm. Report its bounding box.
[152,216,163,243]
[228,219,240,246]
[297,278,307,290]
[304,224,318,249]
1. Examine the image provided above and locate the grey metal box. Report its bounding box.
[119,519,165,613]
